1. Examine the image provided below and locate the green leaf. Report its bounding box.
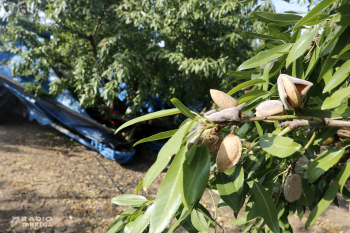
[342,186,350,202]
[313,127,340,145]
[305,39,321,78]
[238,90,265,104]
[255,121,263,137]
[338,4,350,26]
[253,12,302,25]
[319,26,350,82]
[143,122,190,189]
[303,14,329,25]
[125,205,154,233]
[323,60,350,93]
[267,24,290,41]
[293,0,338,29]
[185,130,203,165]
[339,162,350,194]
[247,196,261,221]
[191,208,209,233]
[133,129,178,146]
[197,203,224,230]
[302,109,341,118]
[286,26,319,68]
[321,86,350,110]
[306,163,350,228]
[150,146,186,233]
[227,70,257,80]
[277,201,286,219]
[262,61,270,91]
[232,163,244,195]
[115,109,180,133]
[269,54,288,78]
[120,209,138,216]
[136,180,143,195]
[227,79,266,95]
[297,178,315,206]
[252,182,280,233]
[111,194,147,207]
[231,216,247,225]
[306,147,345,182]
[237,43,293,70]
[260,134,302,158]
[334,51,350,60]
[241,31,280,40]
[181,145,210,208]
[168,207,193,233]
[106,216,124,233]
[338,43,350,56]
[216,172,242,216]
[171,98,196,120]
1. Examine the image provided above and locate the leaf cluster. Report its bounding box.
[109,0,350,232]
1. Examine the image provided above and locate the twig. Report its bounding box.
[304,131,316,150]
[268,0,276,13]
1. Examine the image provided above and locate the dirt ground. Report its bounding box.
[1,109,350,233]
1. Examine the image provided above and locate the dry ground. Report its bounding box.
[0,109,350,233]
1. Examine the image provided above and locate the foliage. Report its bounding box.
[109,0,350,232]
[0,0,265,115]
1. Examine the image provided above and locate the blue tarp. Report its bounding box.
[0,44,135,163]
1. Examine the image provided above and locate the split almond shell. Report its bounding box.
[216,134,242,172]
[210,89,238,109]
[282,76,302,108]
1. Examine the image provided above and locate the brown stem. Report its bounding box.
[230,125,237,134]
[294,107,303,116]
[324,119,350,127]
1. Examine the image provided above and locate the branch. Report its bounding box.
[87,36,98,58]
[214,115,324,127]
[59,22,97,58]
[279,119,350,129]
[92,15,104,38]
[61,23,90,40]
[213,116,350,137]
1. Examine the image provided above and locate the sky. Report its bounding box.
[272,0,309,13]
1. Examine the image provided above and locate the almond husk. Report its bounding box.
[210,89,238,109]
[216,134,242,172]
[284,173,302,202]
[282,76,302,108]
[188,129,223,156]
[337,130,350,139]
[321,136,334,146]
[205,103,245,122]
[255,100,285,117]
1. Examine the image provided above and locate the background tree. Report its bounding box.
[108,0,350,232]
[1,0,265,116]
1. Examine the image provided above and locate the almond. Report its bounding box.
[282,76,302,108]
[255,100,285,117]
[206,107,240,122]
[284,173,302,202]
[210,89,238,109]
[321,136,334,146]
[278,75,313,110]
[216,134,242,172]
[337,130,350,139]
[188,129,223,156]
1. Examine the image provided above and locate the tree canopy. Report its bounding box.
[1,0,265,115]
